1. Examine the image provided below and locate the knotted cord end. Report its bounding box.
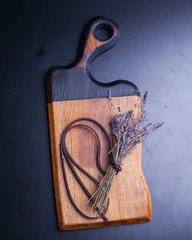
[109,159,122,174]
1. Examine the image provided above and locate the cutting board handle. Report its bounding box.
[77,16,120,68]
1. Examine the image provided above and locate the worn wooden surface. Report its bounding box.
[47,96,152,230]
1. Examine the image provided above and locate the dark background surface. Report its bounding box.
[1,0,192,239]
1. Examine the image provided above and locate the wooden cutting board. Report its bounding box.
[46,16,151,230]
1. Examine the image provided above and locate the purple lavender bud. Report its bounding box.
[108,90,112,98]
[134,103,139,108]
[129,110,133,114]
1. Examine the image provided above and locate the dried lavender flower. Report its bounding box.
[90,90,166,213]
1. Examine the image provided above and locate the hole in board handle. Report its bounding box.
[94,23,114,42]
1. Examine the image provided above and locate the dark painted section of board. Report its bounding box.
[46,68,138,102]
[46,17,138,103]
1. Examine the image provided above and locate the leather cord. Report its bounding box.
[60,117,122,221]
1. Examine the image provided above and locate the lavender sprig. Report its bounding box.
[90,90,167,213]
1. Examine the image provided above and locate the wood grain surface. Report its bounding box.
[47,96,152,230]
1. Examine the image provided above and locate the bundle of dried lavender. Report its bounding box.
[90,90,167,213]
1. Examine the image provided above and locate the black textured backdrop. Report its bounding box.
[1,0,192,239]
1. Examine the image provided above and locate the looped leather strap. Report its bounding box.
[60,117,116,221]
